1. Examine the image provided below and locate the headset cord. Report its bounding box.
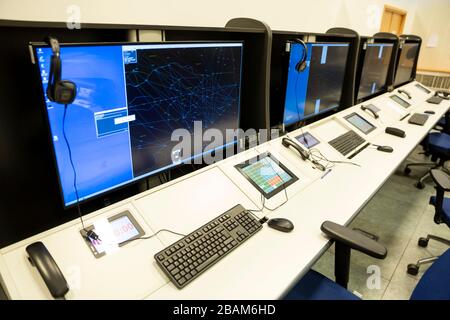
[62,104,99,241]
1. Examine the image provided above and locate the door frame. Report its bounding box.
[380,4,407,35]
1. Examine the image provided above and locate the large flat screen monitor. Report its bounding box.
[357,43,394,101]
[394,42,419,86]
[283,42,349,127]
[32,42,243,207]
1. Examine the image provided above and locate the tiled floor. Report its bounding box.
[312,145,450,300]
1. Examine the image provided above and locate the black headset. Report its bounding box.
[292,38,308,72]
[46,36,77,104]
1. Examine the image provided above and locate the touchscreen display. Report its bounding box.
[345,113,376,134]
[415,83,431,94]
[90,216,140,254]
[235,153,298,198]
[110,216,140,244]
[295,132,320,148]
[390,95,411,108]
[82,211,145,257]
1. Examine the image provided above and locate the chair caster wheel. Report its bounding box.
[404,167,411,175]
[418,237,429,247]
[415,181,425,189]
[407,264,419,276]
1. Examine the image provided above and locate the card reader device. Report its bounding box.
[385,127,406,138]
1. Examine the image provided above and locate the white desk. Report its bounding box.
[1,81,449,299]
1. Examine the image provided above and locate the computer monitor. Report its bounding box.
[283,42,349,127]
[357,43,394,101]
[32,42,243,207]
[394,42,419,86]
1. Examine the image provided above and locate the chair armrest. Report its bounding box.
[431,169,450,191]
[321,221,387,259]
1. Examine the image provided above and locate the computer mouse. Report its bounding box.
[267,218,294,233]
[424,110,435,114]
[377,145,393,153]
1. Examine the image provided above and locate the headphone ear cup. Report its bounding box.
[55,81,77,104]
[296,61,307,72]
[294,39,308,73]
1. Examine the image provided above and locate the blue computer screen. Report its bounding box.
[357,43,393,100]
[34,42,243,206]
[283,42,349,126]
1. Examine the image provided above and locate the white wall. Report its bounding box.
[1,0,448,70]
[0,0,417,35]
[411,0,450,71]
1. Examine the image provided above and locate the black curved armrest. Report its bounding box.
[321,221,387,259]
[431,169,450,191]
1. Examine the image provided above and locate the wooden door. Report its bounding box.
[380,5,407,35]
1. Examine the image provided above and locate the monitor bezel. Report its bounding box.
[282,41,351,128]
[234,152,299,199]
[30,40,244,209]
[393,40,421,88]
[355,40,396,103]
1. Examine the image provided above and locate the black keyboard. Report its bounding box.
[154,204,262,288]
[329,130,366,156]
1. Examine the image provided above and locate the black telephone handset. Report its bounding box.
[360,105,379,119]
[282,137,309,160]
[26,242,69,299]
[398,89,412,99]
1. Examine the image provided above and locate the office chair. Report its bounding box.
[284,221,387,300]
[407,169,450,275]
[435,112,450,134]
[404,130,450,189]
[285,248,450,300]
